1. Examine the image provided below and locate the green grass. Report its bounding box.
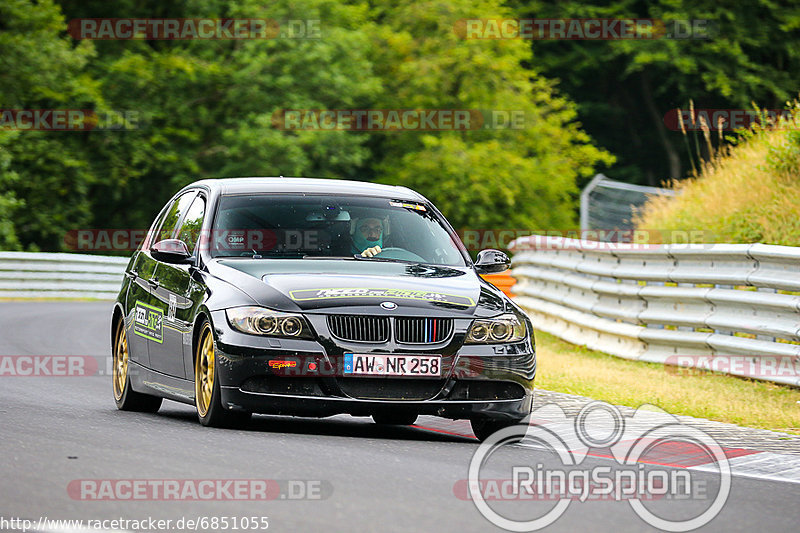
[535,331,800,434]
[634,108,800,246]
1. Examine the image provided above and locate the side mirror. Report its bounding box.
[151,239,191,264]
[474,249,510,274]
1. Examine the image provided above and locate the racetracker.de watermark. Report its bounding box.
[666,355,800,381]
[1,516,269,533]
[454,18,715,40]
[460,229,714,251]
[64,228,314,252]
[68,479,331,501]
[62,228,715,252]
[664,108,800,131]
[0,110,141,131]
[271,109,526,131]
[0,355,99,377]
[463,401,731,531]
[68,18,320,40]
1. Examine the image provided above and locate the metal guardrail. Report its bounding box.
[509,236,800,387]
[580,173,675,235]
[0,252,128,300]
[3,248,799,386]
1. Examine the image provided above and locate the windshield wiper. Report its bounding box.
[240,252,305,259]
[302,255,357,260]
[352,255,425,266]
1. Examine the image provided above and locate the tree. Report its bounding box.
[61,0,383,233]
[0,0,100,250]
[1,0,615,250]
[513,0,800,185]
[370,0,613,230]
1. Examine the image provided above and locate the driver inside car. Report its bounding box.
[351,217,384,257]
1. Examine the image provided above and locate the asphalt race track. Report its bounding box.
[1,302,798,532]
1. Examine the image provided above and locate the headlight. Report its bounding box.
[226,306,314,339]
[465,314,526,344]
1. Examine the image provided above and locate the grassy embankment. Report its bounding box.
[536,332,800,434]
[531,107,800,433]
[635,105,800,245]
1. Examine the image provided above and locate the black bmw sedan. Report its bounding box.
[111,178,535,440]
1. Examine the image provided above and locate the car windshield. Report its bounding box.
[210,194,468,266]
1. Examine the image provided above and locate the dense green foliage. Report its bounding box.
[2,0,611,251]
[371,0,611,230]
[0,0,99,249]
[1,0,798,251]
[515,0,800,186]
[634,106,800,246]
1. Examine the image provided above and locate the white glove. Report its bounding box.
[360,245,382,257]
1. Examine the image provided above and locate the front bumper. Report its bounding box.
[219,389,533,420]
[210,310,536,421]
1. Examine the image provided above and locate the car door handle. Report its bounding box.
[147,277,160,289]
[125,270,138,280]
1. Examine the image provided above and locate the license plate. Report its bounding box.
[343,354,441,377]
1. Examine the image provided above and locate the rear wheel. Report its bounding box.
[194,319,251,428]
[372,412,418,426]
[470,418,527,443]
[112,317,162,412]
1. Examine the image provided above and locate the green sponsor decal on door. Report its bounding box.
[134,300,164,343]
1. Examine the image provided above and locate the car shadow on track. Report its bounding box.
[150,404,477,444]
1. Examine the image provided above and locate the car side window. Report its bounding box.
[176,194,206,254]
[145,206,171,250]
[155,191,197,244]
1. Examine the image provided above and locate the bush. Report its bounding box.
[634,104,800,246]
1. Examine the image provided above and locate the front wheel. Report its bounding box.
[470,418,527,442]
[113,317,162,412]
[194,319,251,428]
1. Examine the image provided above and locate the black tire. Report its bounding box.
[470,418,527,443]
[372,412,418,426]
[113,316,162,413]
[194,319,251,428]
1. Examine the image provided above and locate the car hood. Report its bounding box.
[207,259,506,316]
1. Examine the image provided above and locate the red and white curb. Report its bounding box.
[413,415,800,484]
[693,451,800,484]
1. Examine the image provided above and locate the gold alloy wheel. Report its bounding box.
[195,323,215,417]
[113,321,129,401]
